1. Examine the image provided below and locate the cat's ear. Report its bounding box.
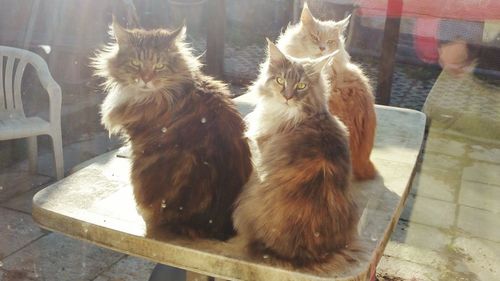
[112,16,130,46]
[311,50,338,73]
[266,38,286,65]
[300,2,316,29]
[168,22,187,43]
[336,14,351,34]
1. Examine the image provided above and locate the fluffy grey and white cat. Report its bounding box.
[233,40,361,272]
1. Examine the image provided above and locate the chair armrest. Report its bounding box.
[34,60,62,125]
[46,80,62,126]
[0,46,62,125]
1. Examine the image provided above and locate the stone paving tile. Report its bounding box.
[0,267,33,281]
[386,222,500,280]
[468,144,500,165]
[383,241,445,268]
[377,255,441,281]
[401,195,457,228]
[92,255,156,281]
[1,185,47,214]
[0,207,46,259]
[418,162,463,184]
[0,172,51,203]
[457,205,500,243]
[459,180,500,213]
[0,233,124,281]
[419,152,464,172]
[424,133,468,158]
[451,237,500,281]
[410,170,457,202]
[390,220,452,251]
[462,161,500,187]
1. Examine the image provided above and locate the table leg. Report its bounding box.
[148,264,218,281]
[148,264,186,281]
[186,272,215,281]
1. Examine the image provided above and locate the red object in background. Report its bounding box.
[413,17,440,63]
[354,0,500,64]
[356,0,500,21]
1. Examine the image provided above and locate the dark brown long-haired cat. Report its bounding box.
[277,3,377,180]
[233,40,358,271]
[93,20,252,240]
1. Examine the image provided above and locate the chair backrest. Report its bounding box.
[0,46,48,119]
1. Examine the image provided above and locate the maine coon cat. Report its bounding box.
[93,20,252,240]
[233,40,358,271]
[277,3,377,180]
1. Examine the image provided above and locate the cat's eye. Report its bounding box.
[130,59,141,67]
[276,77,285,85]
[310,33,319,42]
[154,63,165,70]
[296,82,307,90]
[327,40,336,45]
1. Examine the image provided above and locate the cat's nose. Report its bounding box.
[319,46,326,51]
[283,90,294,101]
[141,73,154,83]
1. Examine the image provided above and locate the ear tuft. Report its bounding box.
[170,22,187,42]
[112,16,130,45]
[337,14,351,33]
[267,38,287,65]
[300,2,315,27]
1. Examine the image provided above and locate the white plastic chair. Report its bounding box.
[0,46,64,180]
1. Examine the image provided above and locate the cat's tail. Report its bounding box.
[353,159,377,181]
[247,238,371,276]
[307,239,371,275]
